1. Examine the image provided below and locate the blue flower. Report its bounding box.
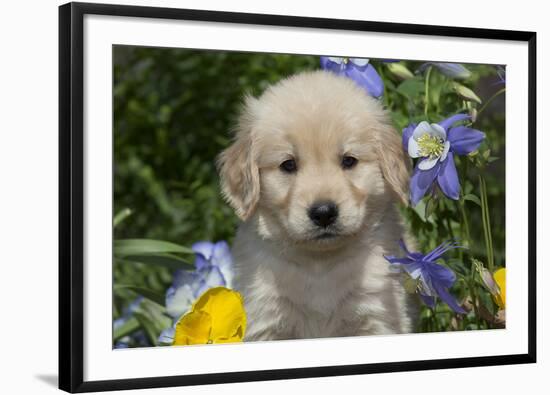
[494,65,506,86]
[158,327,176,345]
[192,241,234,287]
[115,330,149,348]
[113,296,143,332]
[385,240,466,314]
[403,114,485,206]
[419,62,472,80]
[114,339,130,349]
[113,296,152,348]
[320,57,384,98]
[160,241,234,344]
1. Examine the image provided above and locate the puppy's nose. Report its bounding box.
[308,201,339,227]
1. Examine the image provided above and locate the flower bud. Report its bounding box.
[387,62,414,80]
[433,63,472,79]
[479,267,500,295]
[452,82,482,104]
[469,107,478,123]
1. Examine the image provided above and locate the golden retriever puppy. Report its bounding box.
[217,70,416,341]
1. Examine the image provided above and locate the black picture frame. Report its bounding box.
[59,2,537,392]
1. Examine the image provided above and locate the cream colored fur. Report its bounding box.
[217,70,417,341]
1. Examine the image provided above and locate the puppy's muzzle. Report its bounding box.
[308,201,339,228]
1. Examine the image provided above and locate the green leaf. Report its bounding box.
[133,299,173,346]
[403,275,420,294]
[113,316,140,341]
[396,77,424,97]
[412,199,427,222]
[420,307,433,320]
[134,312,160,346]
[478,289,496,316]
[113,208,132,228]
[425,197,437,219]
[117,253,193,270]
[447,259,469,277]
[463,194,481,207]
[114,284,166,306]
[114,239,195,257]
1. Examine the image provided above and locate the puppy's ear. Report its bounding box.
[217,97,260,221]
[376,122,411,205]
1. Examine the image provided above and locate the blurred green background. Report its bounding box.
[113,45,505,338]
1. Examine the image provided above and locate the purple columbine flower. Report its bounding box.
[320,57,384,98]
[403,114,485,206]
[418,62,472,80]
[385,239,466,314]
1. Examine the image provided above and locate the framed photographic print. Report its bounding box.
[59,1,537,392]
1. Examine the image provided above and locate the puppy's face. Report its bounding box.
[255,115,382,245]
[218,71,410,250]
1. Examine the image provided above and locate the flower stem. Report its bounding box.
[479,175,495,271]
[424,66,432,118]
[458,199,471,247]
[445,215,455,240]
[431,308,440,332]
[476,88,506,120]
[470,280,482,328]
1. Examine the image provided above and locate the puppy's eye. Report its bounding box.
[341,156,358,169]
[280,159,297,173]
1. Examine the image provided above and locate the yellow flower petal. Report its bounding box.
[193,287,247,343]
[492,268,506,309]
[173,310,212,345]
[172,287,246,346]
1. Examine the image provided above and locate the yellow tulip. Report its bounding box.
[173,287,246,346]
[492,268,506,309]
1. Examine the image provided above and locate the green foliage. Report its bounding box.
[113,48,319,341]
[114,46,318,244]
[113,46,506,345]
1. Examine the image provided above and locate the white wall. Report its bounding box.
[0,0,546,394]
